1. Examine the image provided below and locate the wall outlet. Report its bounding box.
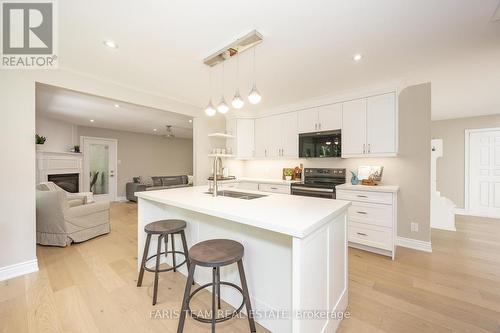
[411,222,419,232]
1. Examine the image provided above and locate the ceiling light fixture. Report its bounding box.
[232,49,244,109]
[153,128,157,132]
[188,119,193,123]
[217,62,230,114]
[248,47,261,104]
[205,68,216,116]
[114,104,120,108]
[353,53,363,62]
[103,40,118,49]
[90,119,95,123]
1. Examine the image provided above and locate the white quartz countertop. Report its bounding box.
[336,183,400,193]
[136,186,350,238]
[210,177,300,185]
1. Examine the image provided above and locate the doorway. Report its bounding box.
[81,136,118,202]
[466,128,500,217]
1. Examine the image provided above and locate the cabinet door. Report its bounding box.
[366,93,396,154]
[236,119,255,159]
[342,99,367,157]
[254,118,269,158]
[317,103,342,131]
[297,109,318,133]
[280,112,298,158]
[226,119,237,156]
[266,115,282,158]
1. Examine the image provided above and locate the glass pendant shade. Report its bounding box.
[204,101,216,116]
[248,84,262,104]
[232,90,245,109]
[217,97,229,114]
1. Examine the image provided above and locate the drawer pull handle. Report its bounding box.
[356,232,368,236]
[357,211,367,215]
[357,195,368,198]
[270,187,278,190]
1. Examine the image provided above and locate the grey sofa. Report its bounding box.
[126,175,191,202]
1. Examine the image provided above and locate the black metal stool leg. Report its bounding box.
[177,263,196,333]
[164,233,169,260]
[211,267,217,333]
[171,233,177,272]
[237,260,257,332]
[216,267,221,309]
[137,233,151,287]
[180,231,194,285]
[152,234,163,305]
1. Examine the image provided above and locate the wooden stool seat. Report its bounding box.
[144,219,187,234]
[189,239,244,267]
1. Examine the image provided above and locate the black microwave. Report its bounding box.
[299,130,341,158]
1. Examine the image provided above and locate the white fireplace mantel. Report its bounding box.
[36,150,84,185]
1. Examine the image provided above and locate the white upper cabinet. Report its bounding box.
[342,92,397,158]
[280,112,298,158]
[298,103,342,133]
[297,109,318,133]
[226,118,255,159]
[342,99,367,156]
[317,103,342,132]
[254,113,298,159]
[366,93,396,155]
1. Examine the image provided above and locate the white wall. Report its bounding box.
[35,115,78,152]
[0,69,202,279]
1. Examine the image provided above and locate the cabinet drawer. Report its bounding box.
[337,189,393,205]
[348,202,393,228]
[220,182,238,189]
[348,221,393,251]
[258,183,290,194]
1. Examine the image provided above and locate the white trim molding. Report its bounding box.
[0,259,39,282]
[115,196,128,202]
[396,237,432,253]
[455,208,500,219]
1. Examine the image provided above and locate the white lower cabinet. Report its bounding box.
[237,182,259,191]
[336,185,398,259]
[258,183,290,194]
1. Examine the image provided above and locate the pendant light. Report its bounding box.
[217,62,230,114]
[232,49,245,109]
[248,47,262,104]
[204,68,216,116]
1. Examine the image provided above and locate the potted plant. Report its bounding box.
[284,168,294,181]
[73,145,80,153]
[35,134,46,151]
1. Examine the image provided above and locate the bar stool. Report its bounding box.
[137,219,190,305]
[177,239,256,333]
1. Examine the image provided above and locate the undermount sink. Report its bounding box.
[205,190,267,200]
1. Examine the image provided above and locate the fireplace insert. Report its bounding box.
[47,173,79,193]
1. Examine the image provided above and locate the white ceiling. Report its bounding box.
[36,84,193,138]
[56,0,500,120]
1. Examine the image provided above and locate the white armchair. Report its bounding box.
[36,182,110,246]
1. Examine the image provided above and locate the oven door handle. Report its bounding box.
[292,187,334,193]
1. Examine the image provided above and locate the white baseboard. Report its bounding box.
[396,237,432,253]
[115,196,128,202]
[455,208,500,219]
[0,259,39,282]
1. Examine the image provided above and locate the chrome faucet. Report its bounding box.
[211,157,222,197]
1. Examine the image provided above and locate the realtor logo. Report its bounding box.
[1,0,57,68]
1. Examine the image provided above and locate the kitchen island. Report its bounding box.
[136,186,350,333]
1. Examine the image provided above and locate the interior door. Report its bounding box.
[297,108,318,133]
[342,99,367,157]
[82,137,117,202]
[366,93,396,154]
[469,130,500,216]
[318,103,342,131]
[280,112,298,158]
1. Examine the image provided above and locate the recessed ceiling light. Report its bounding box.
[103,40,118,49]
[353,54,363,62]
[153,128,157,132]
[188,119,192,123]
[114,104,120,108]
[90,119,95,123]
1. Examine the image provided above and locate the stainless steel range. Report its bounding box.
[291,168,346,199]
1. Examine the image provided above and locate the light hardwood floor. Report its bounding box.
[1,203,500,333]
